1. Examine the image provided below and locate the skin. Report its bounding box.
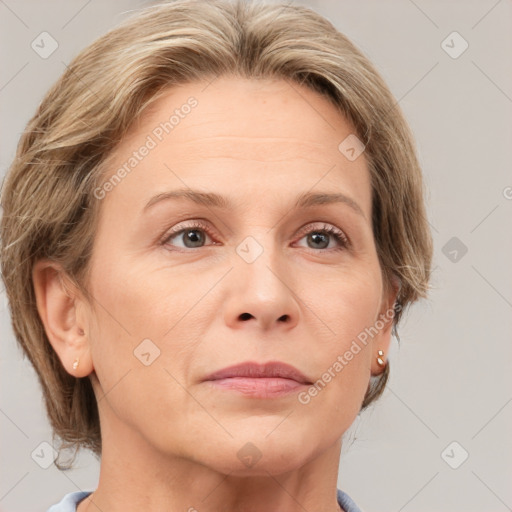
[33,76,398,512]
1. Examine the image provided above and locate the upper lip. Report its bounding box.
[203,361,312,385]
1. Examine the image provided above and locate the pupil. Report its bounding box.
[185,229,204,247]
[310,232,328,249]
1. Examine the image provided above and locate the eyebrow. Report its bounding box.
[143,188,366,219]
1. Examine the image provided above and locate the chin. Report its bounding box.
[199,435,313,477]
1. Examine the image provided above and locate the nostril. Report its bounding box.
[278,314,289,322]
[239,312,253,321]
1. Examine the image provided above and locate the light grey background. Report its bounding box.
[1,1,511,511]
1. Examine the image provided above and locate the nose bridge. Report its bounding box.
[236,231,286,298]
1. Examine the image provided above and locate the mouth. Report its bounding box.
[202,361,313,398]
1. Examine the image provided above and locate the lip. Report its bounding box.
[202,361,312,398]
[203,361,312,384]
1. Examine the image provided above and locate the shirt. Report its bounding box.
[46,488,363,512]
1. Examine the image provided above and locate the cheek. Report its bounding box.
[88,251,193,339]
[85,260,195,438]
[85,252,213,395]
[296,266,382,408]
[305,262,382,344]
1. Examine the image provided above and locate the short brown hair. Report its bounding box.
[0,0,433,468]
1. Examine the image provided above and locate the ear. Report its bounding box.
[32,260,94,378]
[370,273,401,376]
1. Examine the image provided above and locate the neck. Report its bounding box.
[77,403,344,512]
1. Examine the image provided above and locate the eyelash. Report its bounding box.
[160,220,350,252]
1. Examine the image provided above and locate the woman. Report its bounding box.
[0,1,432,511]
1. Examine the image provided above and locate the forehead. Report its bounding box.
[98,76,372,216]
[136,77,353,150]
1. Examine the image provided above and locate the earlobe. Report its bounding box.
[371,275,401,376]
[370,316,393,376]
[32,260,94,377]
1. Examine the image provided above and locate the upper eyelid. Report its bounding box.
[295,223,350,247]
[163,220,216,242]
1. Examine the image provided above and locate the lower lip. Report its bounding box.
[206,377,308,398]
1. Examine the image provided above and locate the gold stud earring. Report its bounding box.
[72,358,80,370]
[376,350,385,367]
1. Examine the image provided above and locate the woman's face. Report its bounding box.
[81,76,396,474]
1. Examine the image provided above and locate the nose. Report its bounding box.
[223,241,300,332]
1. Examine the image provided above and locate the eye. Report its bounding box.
[162,221,215,249]
[295,223,349,251]
[160,221,349,252]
